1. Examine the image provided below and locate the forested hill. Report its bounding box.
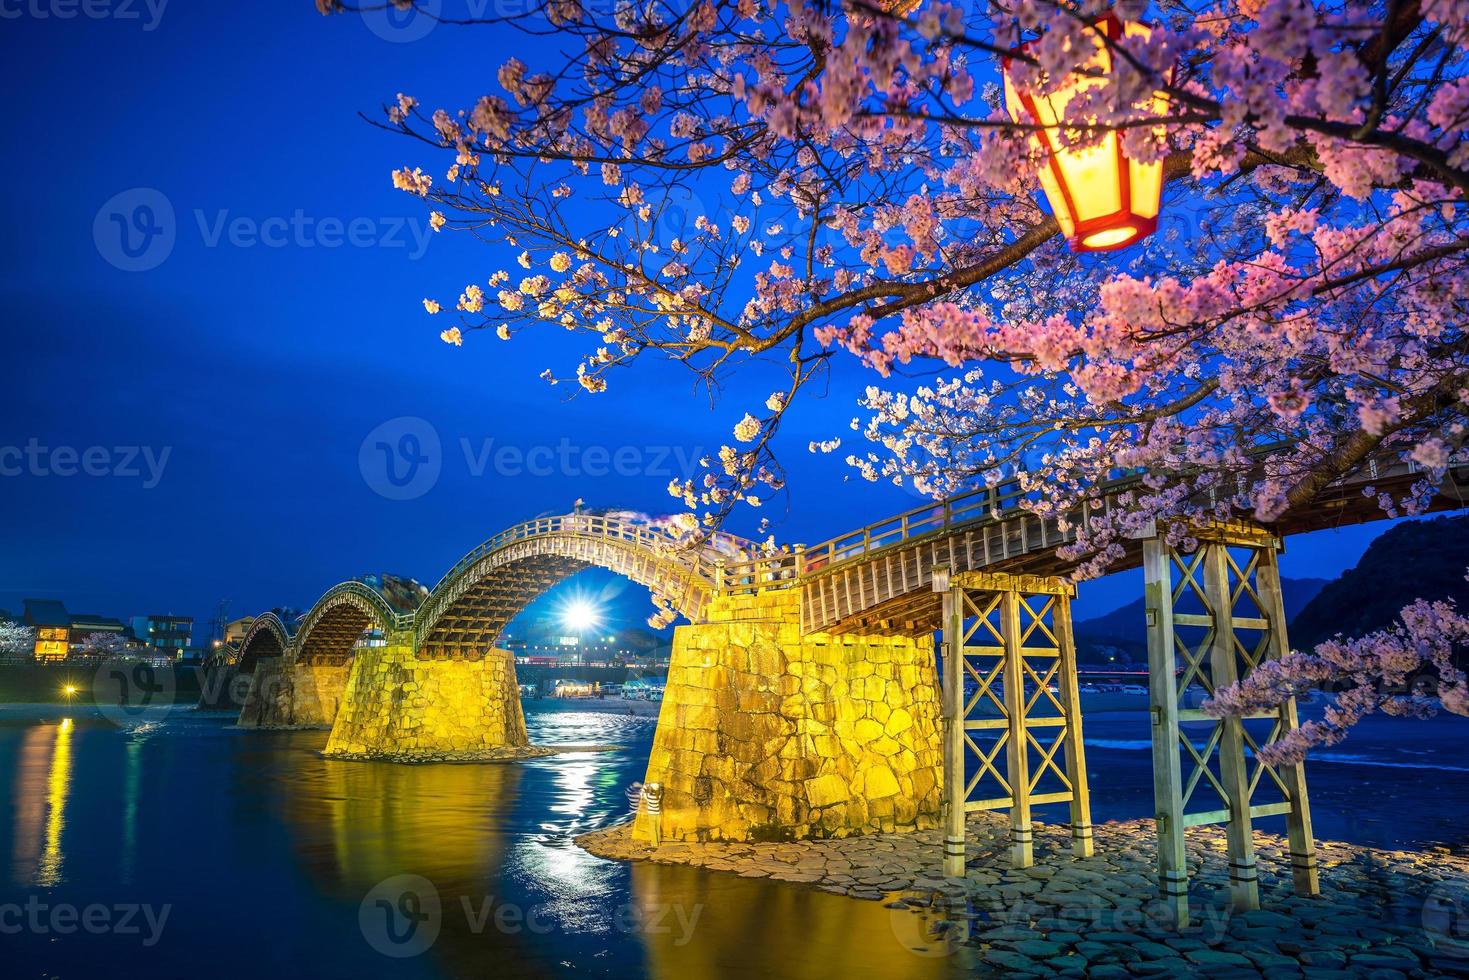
[1071,515,1469,663]
[1291,515,1469,649]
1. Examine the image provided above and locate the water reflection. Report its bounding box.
[121,738,141,884]
[10,718,75,886]
[1,709,978,978]
[278,751,523,893]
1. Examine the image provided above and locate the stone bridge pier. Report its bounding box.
[321,633,528,761]
[237,656,353,730]
[633,589,944,843]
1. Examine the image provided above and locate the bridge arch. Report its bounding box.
[234,613,291,674]
[413,514,725,660]
[294,582,403,666]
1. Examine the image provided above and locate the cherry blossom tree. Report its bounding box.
[0,621,35,658]
[317,0,1469,748]
[76,632,132,660]
[1206,588,1469,764]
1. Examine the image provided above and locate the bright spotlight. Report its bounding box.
[561,598,602,634]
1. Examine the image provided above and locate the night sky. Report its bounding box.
[0,4,1404,636]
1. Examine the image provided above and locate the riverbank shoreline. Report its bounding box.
[319,743,618,763]
[578,814,1469,976]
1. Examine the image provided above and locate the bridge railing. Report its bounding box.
[773,450,1456,589]
[715,477,1094,591]
[716,551,803,594]
[415,513,725,635]
[307,580,415,632]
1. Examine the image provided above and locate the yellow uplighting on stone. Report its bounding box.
[631,589,942,843]
[323,636,529,760]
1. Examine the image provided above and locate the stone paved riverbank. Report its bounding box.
[578,814,1469,977]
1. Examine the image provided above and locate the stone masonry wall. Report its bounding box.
[634,589,942,843]
[236,658,351,729]
[322,638,529,760]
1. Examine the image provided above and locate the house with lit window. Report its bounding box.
[129,614,193,659]
[68,613,130,655]
[22,599,71,661]
[223,616,255,647]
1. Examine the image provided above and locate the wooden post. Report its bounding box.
[1000,590,1033,869]
[1255,544,1321,896]
[1203,541,1261,912]
[1143,537,1190,928]
[1054,591,1094,858]
[941,582,966,877]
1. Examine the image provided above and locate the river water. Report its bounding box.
[1,703,980,978]
[2,701,1465,977]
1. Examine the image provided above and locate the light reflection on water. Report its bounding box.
[38,717,74,886]
[0,705,975,978]
[10,717,73,887]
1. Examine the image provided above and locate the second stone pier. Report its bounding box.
[634,589,943,843]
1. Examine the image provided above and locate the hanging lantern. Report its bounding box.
[1003,14,1170,252]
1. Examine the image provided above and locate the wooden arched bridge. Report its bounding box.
[219,452,1462,927]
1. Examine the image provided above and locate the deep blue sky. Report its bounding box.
[0,3,1405,637]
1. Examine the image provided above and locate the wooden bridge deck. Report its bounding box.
[781,456,1462,636]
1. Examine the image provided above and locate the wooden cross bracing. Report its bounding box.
[941,572,1093,876]
[1143,527,1319,927]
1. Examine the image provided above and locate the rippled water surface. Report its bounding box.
[0,703,977,978]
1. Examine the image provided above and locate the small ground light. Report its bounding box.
[62,684,78,699]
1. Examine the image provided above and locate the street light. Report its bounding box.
[1003,14,1169,252]
[560,598,602,634]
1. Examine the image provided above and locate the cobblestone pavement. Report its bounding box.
[579,814,1469,977]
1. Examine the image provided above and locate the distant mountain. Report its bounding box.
[1071,514,1469,663]
[1073,577,1330,665]
[1291,514,1469,649]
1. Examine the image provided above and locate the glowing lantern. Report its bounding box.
[1003,14,1170,252]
